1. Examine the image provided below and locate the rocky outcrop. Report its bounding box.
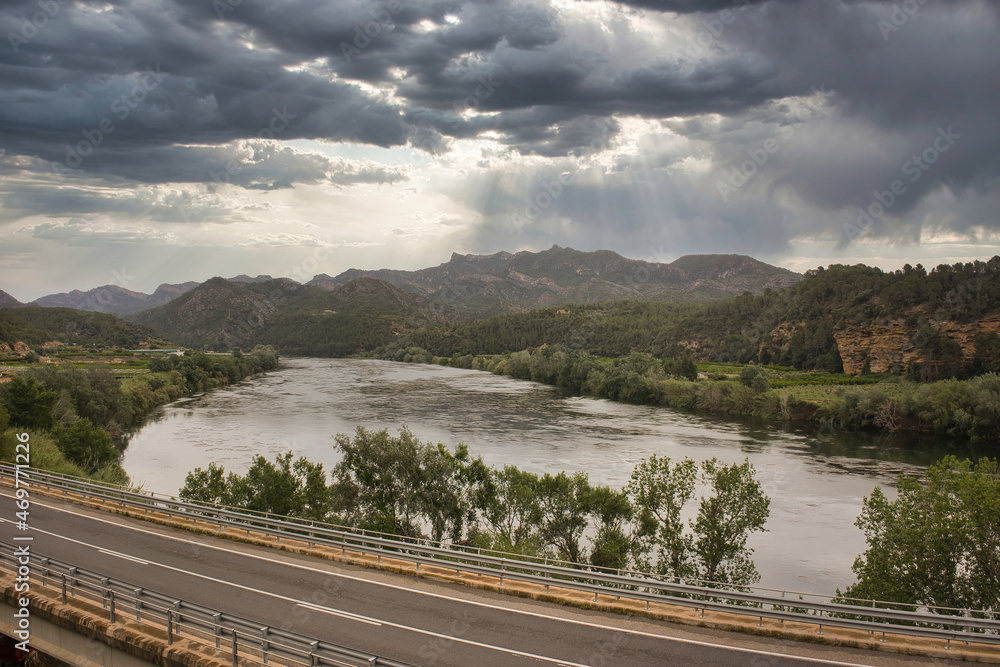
[833,314,1000,375]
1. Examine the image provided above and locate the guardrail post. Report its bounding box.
[40,558,48,587]
[61,574,67,604]
[109,590,116,623]
[167,610,174,645]
[101,577,110,609]
[134,588,143,621]
[500,560,504,586]
[232,630,238,667]
[69,567,77,598]
[309,640,319,667]
[260,626,269,665]
[214,614,223,648]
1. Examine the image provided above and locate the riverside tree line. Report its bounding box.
[383,345,1000,441]
[181,431,999,611]
[180,426,772,587]
[0,346,279,482]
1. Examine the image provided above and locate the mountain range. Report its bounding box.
[31,282,200,315]
[118,248,798,353]
[12,249,801,319]
[127,276,450,354]
[309,246,801,317]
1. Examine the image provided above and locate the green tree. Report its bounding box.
[52,390,78,427]
[180,462,231,505]
[241,453,329,519]
[738,365,769,393]
[3,376,58,430]
[53,418,119,472]
[589,485,635,571]
[537,471,592,563]
[331,426,470,539]
[627,455,698,578]
[180,453,331,521]
[691,458,770,586]
[843,456,1000,612]
[677,357,698,381]
[477,465,543,554]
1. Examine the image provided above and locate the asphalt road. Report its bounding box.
[0,492,943,667]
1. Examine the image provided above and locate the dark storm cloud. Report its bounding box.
[0,0,420,179]
[690,0,1000,231]
[0,0,998,250]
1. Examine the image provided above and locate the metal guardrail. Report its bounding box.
[0,542,415,667]
[4,464,1000,649]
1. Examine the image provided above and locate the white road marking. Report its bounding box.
[2,518,591,666]
[297,601,382,627]
[98,548,149,565]
[1,493,878,667]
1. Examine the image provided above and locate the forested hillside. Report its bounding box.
[384,259,1000,381]
[129,276,450,354]
[0,306,168,350]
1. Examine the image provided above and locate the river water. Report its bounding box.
[122,357,979,596]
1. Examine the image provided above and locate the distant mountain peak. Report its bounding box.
[0,289,24,308]
[228,274,286,284]
[32,281,200,315]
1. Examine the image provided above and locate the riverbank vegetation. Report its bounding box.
[376,345,1000,442]
[180,426,772,588]
[379,261,1000,377]
[841,456,999,614]
[0,345,279,482]
[180,427,999,609]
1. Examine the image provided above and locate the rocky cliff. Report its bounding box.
[832,314,1000,375]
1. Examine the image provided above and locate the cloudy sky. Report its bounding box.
[1,0,998,300]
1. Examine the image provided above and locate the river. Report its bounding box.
[121,357,978,596]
